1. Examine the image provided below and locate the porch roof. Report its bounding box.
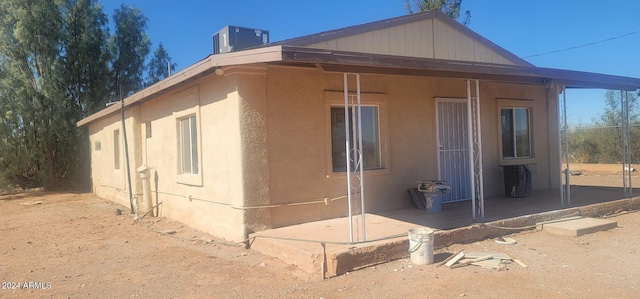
[275,46,640,90]
[77,45,640,127]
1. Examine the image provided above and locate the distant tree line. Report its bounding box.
[567,90,640,164]
[0,0,176,191]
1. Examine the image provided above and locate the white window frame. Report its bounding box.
[324,91,389,177]
[173,87,202,186]
[501,107,531,159]
[497,99,535,166]
[330,105,382,172]
[179,115,199,175]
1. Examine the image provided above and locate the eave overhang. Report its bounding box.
[277,46,640,91]
[77,45,640,127]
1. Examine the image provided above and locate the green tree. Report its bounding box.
[404,0,471,25]
[62,0,111,118]
[60,0,112,189]
[595,90,640,163]
[146,42,177,86]
[110,4,150,100]
[0,0,162,191]
[0,0,70,188]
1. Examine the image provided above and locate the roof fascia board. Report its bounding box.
[279,46,640,90]
[77,46,284,127]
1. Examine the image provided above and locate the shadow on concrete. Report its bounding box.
[249,186,637,278]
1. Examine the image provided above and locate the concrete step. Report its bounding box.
[249,232,409,278]
[540,217,617,237]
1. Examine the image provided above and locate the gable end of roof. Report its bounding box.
[273,10,533,67]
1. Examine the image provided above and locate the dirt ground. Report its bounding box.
[1,164,639,298]
[1,189,639,298]
[568,163,639,188]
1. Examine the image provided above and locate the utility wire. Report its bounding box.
[525,30,640,58]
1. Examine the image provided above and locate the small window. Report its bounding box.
[501,108,531,159]
[179,115,198,174]
[145,121,152,138]
[331,106,381,172]
[94,141,101,151]
[113,130,120,169]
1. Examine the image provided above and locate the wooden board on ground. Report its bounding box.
[464,251,511,260]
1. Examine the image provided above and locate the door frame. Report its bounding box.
[435,98,472,203]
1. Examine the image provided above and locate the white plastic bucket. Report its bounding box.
[408,227,434,265]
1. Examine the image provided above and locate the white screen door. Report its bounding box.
[436,99,472,202]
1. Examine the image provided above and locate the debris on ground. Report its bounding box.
[441,250,528,270]
[19,201,43,205]
[495,237,517,245]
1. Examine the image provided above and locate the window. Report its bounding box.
[501,108,531,158]
[94,141,101,151]
[179,115,198,174]
[145,121,152,138]
[331,106,381,172]
[113,130,120,169]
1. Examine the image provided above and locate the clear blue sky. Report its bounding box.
[102,0,640,125]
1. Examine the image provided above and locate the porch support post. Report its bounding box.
[343,73,366,243]
[559,85,571,206]
[558,85,564,205]
[621,90,633,195]
[467,79,484,221]
[343,73,354,243]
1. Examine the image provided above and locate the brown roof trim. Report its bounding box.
[76,46,285,127]
[277,46,640,90]
[271,10,533,67]
[78,45,640,127]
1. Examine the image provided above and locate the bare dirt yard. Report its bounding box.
[1,190,639,298]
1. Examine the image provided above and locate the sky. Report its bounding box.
[102,0,640,125]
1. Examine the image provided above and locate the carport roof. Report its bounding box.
[77,45,640,127]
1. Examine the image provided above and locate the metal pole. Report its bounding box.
[562,88,570,205]
[557,85,564,206]
[621,90,632,195]
[121,96,135,214]
[343,73,353,243]
[466,80,476,220]
[621,90,627,193]
[473,80,484,219]
[626,91,632,194]
[355,74,366,241]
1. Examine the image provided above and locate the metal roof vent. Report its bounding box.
[212,26,269,54]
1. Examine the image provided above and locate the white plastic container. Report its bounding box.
[408,227,434,265]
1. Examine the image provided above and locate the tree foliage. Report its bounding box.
[146,42,177,86]
[0,0,167,190]
[404,0,471,25]
[63,0,111,118]
[0,0,68,189]
[567,90,640,164]
[110,4,150,100]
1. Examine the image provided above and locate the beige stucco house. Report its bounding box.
[77,10,640,242]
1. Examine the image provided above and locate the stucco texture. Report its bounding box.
[87,65,560,241]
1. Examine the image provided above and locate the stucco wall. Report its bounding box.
[89,73,251,242]
[89,107,142,209]
[87,64,560,239]
[262,67,559,228]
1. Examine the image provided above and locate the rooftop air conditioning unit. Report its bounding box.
[212,25,269,54]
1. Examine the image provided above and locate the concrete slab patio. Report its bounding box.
[541,217,618,236]
[249,186,640,278]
